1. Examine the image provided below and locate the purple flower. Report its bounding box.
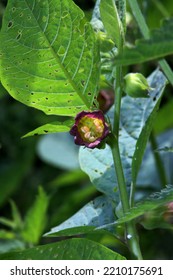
[70,110,110,148]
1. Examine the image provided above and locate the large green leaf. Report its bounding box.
[45,195,115,237]
[0,238,125,260]
[0,0,100,116]
[114,18,173,66]
[79,70,167,201]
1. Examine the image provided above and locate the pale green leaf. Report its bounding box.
[136,129,173,188]
[114,18,173,66]
[132,70,167,183]
[0,240,25,254]
[0,238,126,260]
[79,70,167,201]
[45,195,115,236]
[0,0,100,116]
[22,119,73,138]
[37,133,79,170]
[21,187,49,244]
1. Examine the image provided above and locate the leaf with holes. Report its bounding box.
[0,0,100,116]
[22,119,73,137]
[45,195,115,237]
[0,238,126,260]
[79,70,167,201]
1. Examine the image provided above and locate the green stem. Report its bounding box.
[113,66,122,136]
[109,0,143,259]
[158,59,173,87]
[109,135,143,259]
[128,0,173,87]
[150,132,168,187]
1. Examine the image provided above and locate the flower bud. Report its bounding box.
[124,73,150,98]
[70,110,110,149]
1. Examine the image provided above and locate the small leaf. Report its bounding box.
[115,185,173,225]
[10,200,23,229]
[0,218,15,229]
[114,18,173,66]
[21,187,49,244]
[22,119,73,138]
[45,195,115,236]
[0,0,100,116]
[0,238,126,260]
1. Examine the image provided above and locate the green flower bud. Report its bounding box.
[124,73,151,98]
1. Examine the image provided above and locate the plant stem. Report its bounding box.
[128,0,173,87]
[150,132,168,187]
[109,0,143,259]
[111,67,143,258]
[158,59,173,87]
[109,135,143,259]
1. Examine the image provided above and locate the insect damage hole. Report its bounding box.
[8,21,13,28]
[16,32,22,40]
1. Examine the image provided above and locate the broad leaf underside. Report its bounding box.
[79,70,167,201]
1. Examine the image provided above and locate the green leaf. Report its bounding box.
[114,186,173,225]
[100,0,123,49]
[114,18,173,66]
[0,238,126,260]
[21,187,49,244]
[0,218,15,229]
[79,70,167,201]
[132,70,167,184]
[45,195,115,237]
[10,200,23,230]
[22,119,73,138]
[0,240,25,254]
[0,0,100,116]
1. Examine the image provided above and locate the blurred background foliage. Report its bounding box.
[0,0,173,259]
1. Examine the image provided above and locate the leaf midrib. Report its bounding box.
[24,0,90,108]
